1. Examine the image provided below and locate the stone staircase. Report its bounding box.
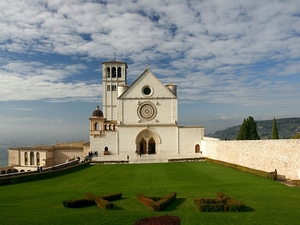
[91,154,204,164]
[276,174,296,187]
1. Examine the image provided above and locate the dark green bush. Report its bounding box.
[62,198,95,208]
[64,192,122,209]
[0,163,90,186]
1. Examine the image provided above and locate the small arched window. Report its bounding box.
[107,67,110,78]
[112,67,116,78]
[117,67,122,77]
[95,122,100,130]
[195,144,200,153]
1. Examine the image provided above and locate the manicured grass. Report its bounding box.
[0,162,300,225]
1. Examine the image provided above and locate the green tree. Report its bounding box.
[237,116,260,140]
[271,117,279,139]
[291,133,300,139]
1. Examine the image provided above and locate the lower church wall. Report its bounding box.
[178,127,204,155]
[90,132,117,155]
[204,139,300,180]
[117,126,179,155]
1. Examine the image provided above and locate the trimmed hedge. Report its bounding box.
[62,198,95,208]
[63,192,122,209]
[291,180,300,187]
[137,192,177,211]
[194,193,245,212]
[134,214,181,225]
[0,162,90,186]
[95,198,113,209]
[206,158,277,180]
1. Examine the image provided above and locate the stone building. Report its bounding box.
[7,141,89,172]
[6,59,300,180]
[6,60,204,172]
[89,60,204,156]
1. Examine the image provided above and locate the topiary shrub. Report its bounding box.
[225,198,245,212]
[95,198,114,209]
[137,192,177,211]
[62,198,95,208]
[63,192,122,209]
[194,193,245,212]
[134,214,181,225]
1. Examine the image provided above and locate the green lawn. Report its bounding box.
[0,162,300,225]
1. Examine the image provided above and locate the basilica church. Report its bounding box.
[6,60,300,180]
[89,60,204,157]
[7,59,204,172]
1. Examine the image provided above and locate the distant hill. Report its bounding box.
[207,117,300,140]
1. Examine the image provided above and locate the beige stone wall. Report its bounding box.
[53,148,83,165]
[204,139,300,180]
[178,126,204,155]
[8,149,19,166]
[90,131,117,155]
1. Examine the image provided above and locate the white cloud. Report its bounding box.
[0,0,299,109]
[0,60,101,101]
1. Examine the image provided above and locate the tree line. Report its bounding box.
[237,116,299,140]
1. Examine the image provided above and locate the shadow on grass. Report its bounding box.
[164,198,186,211]
[244,205,255,212]
[112,204,123,210]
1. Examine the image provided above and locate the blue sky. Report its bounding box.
[0,0,300,144]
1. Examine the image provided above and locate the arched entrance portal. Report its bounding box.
[136,129,160,155]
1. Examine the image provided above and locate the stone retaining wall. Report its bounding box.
[203,138,300,180]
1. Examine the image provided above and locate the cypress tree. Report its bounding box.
[237,116,260,140]
[271,117,279,139]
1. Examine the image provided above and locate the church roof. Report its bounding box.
[117,66,177,99]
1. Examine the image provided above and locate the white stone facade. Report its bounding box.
[89,60,204,157]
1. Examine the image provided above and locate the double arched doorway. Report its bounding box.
[135,129,160,155]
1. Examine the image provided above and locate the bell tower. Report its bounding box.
[101,59,128,121]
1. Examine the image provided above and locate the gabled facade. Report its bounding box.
[89,61,204,157]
